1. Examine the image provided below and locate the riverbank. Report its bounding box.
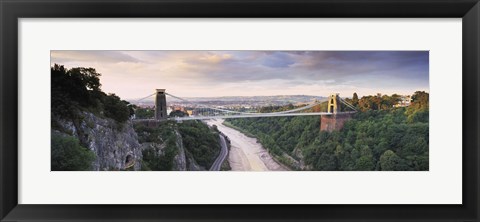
[205,119,287,171]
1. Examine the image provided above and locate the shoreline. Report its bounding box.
[221,120,292,171]
[205,119,287,171]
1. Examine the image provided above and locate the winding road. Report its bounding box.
[209,135,228,171]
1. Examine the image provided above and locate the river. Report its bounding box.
[205,119,288,171]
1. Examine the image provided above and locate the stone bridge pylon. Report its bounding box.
[320,94,353,132]
[155,89,168,120]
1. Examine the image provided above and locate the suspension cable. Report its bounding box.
[165,92,323,115]
[131,93,156,103]
[338,97,357,111]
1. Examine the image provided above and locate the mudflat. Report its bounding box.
[206,119,287,171]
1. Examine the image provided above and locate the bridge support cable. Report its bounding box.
[166,93,246,115]
[165,92,324,115]
[340,99,357,111]
[171,112,335,121]
[338,97,358,112]
[270,102,321,114]
[130,93,156,103]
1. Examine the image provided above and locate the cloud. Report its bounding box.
[51,51,142,64]
[161,51,428,84]
[291,51,428,80]
[50,50,429,98]
[198,53,233,64]
[261,52,295,68]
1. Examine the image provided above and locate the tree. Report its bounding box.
[355,156,375,170]
[51,134,95,171]
[406,91,429,123]
[142,141,177,171]
[379,150,402,170]
[352,92,359,106]
[169,110,189,117]
[103,93,131,122]
[126,103,136,117]
[51,64,102,109]
[315,153,337,170]
[135,107,155,119]
[68,67,101,91]
[51,64,133,123]
[410,91,429,110]
[178,121,221,168]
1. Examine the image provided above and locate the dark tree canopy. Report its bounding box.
[51,64,133,123]
[103,93,132,123]
[169,110,189,117]
[51,133,95,171]
[352,92,359,106]
[135,107,155,119]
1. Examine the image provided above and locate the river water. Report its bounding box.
[205,119,287,171]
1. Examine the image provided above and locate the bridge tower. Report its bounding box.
[321,93,352,132]
[155,89,168,121]
[327,94,340,114]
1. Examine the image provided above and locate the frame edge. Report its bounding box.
[1,0,479,221]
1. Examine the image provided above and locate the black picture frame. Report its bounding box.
[1,0,479,221]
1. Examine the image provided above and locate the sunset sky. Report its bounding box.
[51,51,429,100]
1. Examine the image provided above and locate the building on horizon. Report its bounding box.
[394,95,412,107]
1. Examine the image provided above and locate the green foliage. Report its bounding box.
[228,115,320,165]
[352,92,359,106]
[355,156,375,170]
[135,120,221,170]
[227,92,429,171]
[379,150,404,171]
[68,67,101,91]
[406,91,429,123]
[52,64,94,118]
[410,91,429,110]
[127,104,136,117]
[343,93,403,112]
[135,122,178,170]
[103,93,131,123]
[178,121,220,168]
[258,104,297,113]
[51,133,95,171]
[51,64,133,123]
[135,107,155,119]
[142,139,178,171]
[170,110,189,117]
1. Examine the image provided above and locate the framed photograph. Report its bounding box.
[1,0,479,221]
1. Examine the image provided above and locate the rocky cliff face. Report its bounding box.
[172,130,187,171]
[134,121,208,171]
[54,112,142,171]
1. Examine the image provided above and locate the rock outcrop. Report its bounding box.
[53,112,142,171]
[172,130,187,171]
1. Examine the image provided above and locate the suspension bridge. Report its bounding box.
[131,89,357,122]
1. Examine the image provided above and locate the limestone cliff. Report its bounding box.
[53,112,142,171]
[174,129,205,170]
[173,130,187,170]
[134,121,214,171]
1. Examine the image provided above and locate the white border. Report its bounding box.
[19,18,462,204]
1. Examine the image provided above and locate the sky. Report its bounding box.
[51,51,429,100]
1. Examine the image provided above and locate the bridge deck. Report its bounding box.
[132,111,356,122]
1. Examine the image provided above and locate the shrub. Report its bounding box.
[51,133,95,171]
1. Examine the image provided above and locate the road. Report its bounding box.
[209,135,228,171]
